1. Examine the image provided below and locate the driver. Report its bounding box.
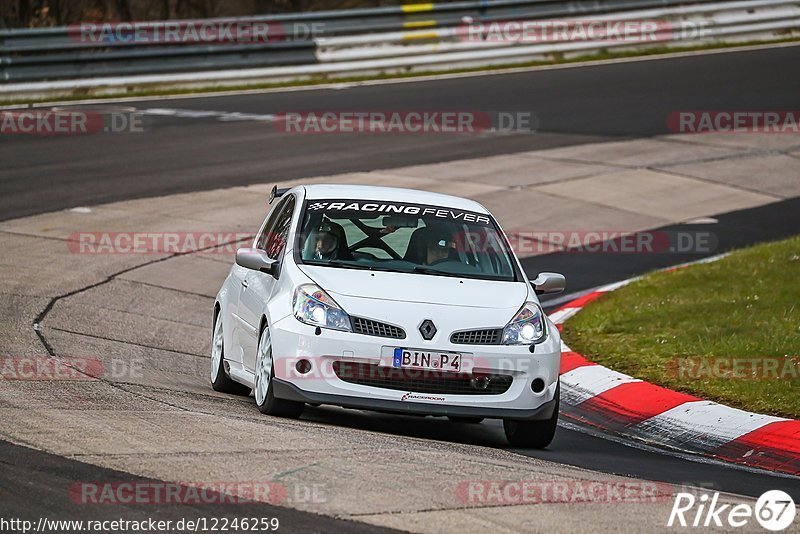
[425,234,456,265]
[312,225,340,261]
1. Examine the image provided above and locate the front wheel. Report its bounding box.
[503,382,559,449]
[211,310,251,396]
[254,325,304,419]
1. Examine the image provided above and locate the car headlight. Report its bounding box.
[502,302,547,345]
[292,284,351,331]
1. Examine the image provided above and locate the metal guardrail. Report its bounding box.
[2,0,714,59]
[0,0,798,99]
[317,0,800,60]
[0,0,715,47]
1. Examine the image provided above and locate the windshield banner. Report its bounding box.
[306,200,492,225]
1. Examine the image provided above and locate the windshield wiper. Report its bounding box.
[307,261,477,278]
[306,261,406,274]
[410,266,512,281]
[410,266,461,278]
[305,260,369,270]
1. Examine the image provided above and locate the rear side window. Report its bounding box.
[255,197,287,251]
[257,195,296,259]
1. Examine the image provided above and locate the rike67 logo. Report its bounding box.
[668,490,796,531]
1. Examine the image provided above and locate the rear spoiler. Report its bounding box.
[269,185,290,204]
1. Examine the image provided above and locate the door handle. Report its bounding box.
[241,279,249,288]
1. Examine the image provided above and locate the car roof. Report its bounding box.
[297,184,490,214]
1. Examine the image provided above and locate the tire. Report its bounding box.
[254,324,304,419]
[503,382,559,449]
[447,416,484,424]
[210,309,252,396]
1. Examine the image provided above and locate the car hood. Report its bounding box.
[298,265,528,309]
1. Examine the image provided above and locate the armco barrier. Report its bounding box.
[1,0,723,83]
[1,0,798,99]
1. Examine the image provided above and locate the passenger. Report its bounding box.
[425,234,456,265]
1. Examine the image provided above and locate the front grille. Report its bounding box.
[351,317,405,339]
[450,328,503,345]
[333,361,513,395]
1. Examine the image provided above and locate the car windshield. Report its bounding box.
[296,199,518,281]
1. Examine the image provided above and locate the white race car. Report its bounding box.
[212,184,565,447]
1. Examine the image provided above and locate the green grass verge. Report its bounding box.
[2,37,799,107]
[561,235,800,419]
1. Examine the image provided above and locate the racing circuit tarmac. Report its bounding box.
[1,44,800,531]
[2,43,800,221]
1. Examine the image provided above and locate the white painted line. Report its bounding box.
[683,217,719,224]
[597,279,637,292]
[549,307,580,325]
[138,108,276,122]
[540,289,594,309]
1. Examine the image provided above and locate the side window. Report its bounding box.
[255,198,287,251]
[264,196,296,259]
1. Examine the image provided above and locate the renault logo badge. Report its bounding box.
[419,319,437,340]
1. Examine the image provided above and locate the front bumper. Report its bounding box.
[274,378,558,420]
[269,312,561,420]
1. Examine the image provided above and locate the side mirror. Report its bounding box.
[236,248,277,277]
[532,272,566,295]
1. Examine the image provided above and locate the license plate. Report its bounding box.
[392,348,461,372]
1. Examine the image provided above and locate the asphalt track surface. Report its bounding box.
[532,195,800,299]
[2,45,800,527]
[0,441,398,532]
[2,44,800,221]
